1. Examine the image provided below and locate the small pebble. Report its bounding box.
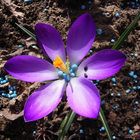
[9,90,13,94]
[0,76,9,84]
[7,94,11,98]
[81,5,86,10]
[134,53,138,57]
[111,93,114,96]
[43,8,48,12]
[9,93,17,98]
[5,76,8,80]
[134,80,138,83]
[2,93,6,96]
[137,86,140,90]
[101,126,105,131]
[112,135,116,139]
[96,28,103,35]
[0,80,8,84]
[8,85,16,91]
[24,0,32,3]
[32,131,36,136]
[17,44,24,48]
[88,1,92,4]
[1,92,17,99]
[126,89,131,94]
[128,129,133,134]
[89,49,93,54]
[129,71,135,77]
[132,86,137,90]
[133,107,137,111]
[79,129,84,134]
[113,83,116,86]
[133,75,137,79]
[31,45,39,50]
[112,104,119,110]
[114,11,120,17]
[135,101,139,105]
[104,12,110,16]
[117,92,121,97]
[111,38,115,43]
[99,126,105,132]
[111,77,117,86]
[111,77,116,83]
[101,100,105,105]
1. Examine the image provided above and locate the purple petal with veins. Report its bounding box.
[77,49,126,80]
[4,55,58,82]
[66,13,96,65]
[35,23,66,62]
[24,80,66,122]
[66,77,100,118]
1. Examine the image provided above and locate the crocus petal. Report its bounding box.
[24,80,65,122]
[66,13,96,65]
[35,23,66,62]
[66,77,100,118]
[4,55,58,82]
[77,49,126,80]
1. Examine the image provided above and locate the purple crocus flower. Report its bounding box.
[4,14,126,122]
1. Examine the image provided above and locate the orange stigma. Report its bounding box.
[53,56,68,73]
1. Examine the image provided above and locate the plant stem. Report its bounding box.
[58,111,76,140]
[112,11,140,50]
[15,23,36,40]
[58,108,112,140]
[99,108,112,140]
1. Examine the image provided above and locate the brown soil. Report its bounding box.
[0,0,140,140]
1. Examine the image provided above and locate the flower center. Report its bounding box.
[53,56,78,82]
[53,56,68,73]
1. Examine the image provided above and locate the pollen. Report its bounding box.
[53,56,68,73]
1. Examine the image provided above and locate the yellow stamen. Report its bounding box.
[65,56,70,71]
[53,56,68,73]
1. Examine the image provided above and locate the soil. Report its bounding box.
[0,0,140,140]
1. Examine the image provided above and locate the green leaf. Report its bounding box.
[112,12,140,50]
[99,108,112,140]
[58,111,76,140]
[15,23,36,40]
